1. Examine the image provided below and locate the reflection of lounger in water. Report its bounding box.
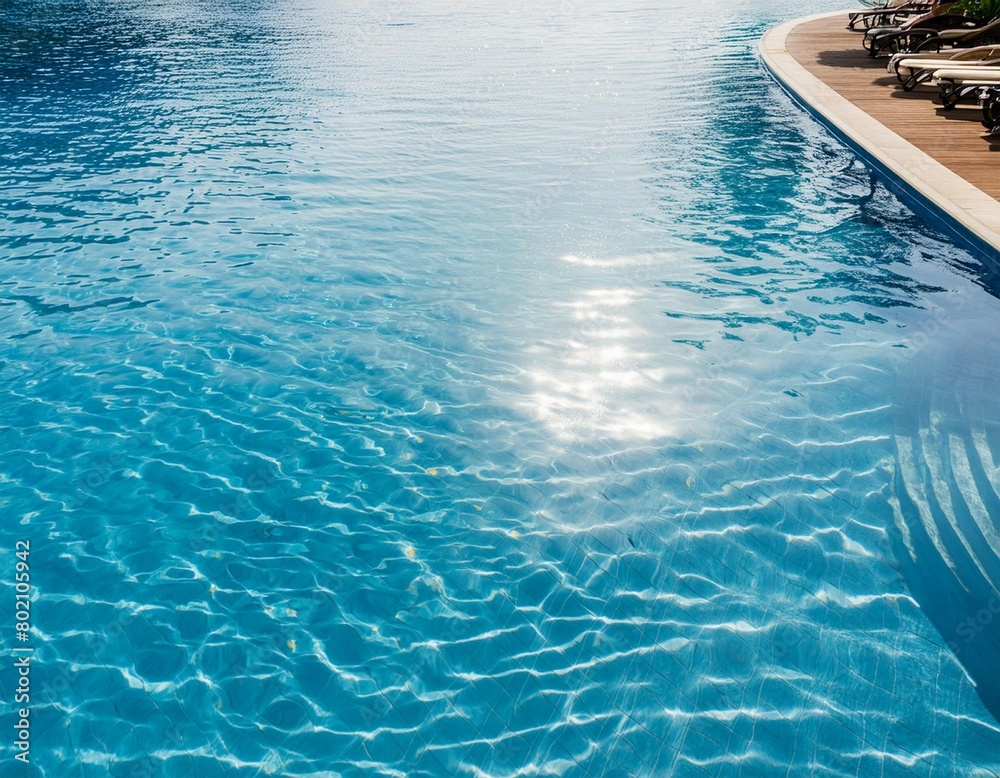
[891,332,1000,722]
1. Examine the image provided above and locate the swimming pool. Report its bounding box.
[1,0,999,775]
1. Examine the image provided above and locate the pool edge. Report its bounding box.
[759,11,1000,265]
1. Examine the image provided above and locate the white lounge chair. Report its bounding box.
[889,44,1000,89]
[930,66,1000,107]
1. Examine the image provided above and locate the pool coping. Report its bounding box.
[760,10,1000,263]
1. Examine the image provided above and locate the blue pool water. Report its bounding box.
[2,0,1000,775]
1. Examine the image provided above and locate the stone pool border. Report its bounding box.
[760,10,1000,263]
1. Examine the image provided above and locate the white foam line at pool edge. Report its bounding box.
[759,10,1000,255]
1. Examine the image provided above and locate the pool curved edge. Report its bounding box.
[760,11,1000,265]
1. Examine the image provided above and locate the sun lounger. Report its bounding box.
[905,16,1000,53]
[930,66,1000,108]
[861,2,958,44]
[889,44,1000,89]
[889,42,1000,72]
[864,13,975,56]
[931,65,1000,80]
[848,1,933,31]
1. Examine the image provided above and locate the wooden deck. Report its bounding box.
[784,13,1000,201]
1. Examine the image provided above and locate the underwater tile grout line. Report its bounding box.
[759,10,1000,267]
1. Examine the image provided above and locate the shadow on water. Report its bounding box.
[891,329,1000,721]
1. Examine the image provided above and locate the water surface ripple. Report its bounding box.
[1,1,999,776]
